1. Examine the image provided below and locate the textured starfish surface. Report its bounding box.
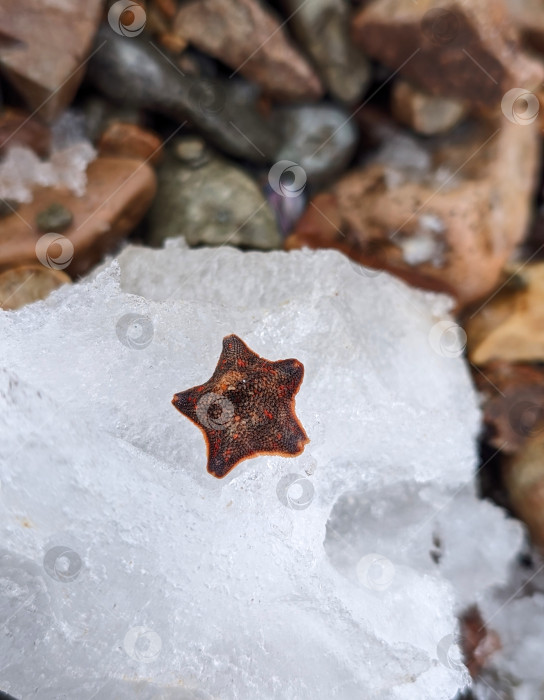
[172,334,309,478]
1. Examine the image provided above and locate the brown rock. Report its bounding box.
[0,0,103,121]
[472,361,544,454]
[504,432,544,549]
[174,0,323,101]
[0,265,70,310]
[465,263,544,363]
[286,117,540,308]
[352,0,544,108]
[0,108,51,157]
[505,0,544,54]
[98,122,164,166]
[391,80,468,135]
[0,158,157,277]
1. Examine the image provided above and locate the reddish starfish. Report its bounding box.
[172,334,309,478]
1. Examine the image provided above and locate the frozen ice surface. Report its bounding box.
[0,242,523,699]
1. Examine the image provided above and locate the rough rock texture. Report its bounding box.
[0,108,51,157]
[148,142,280,249]
[504,434,544,549]
[174,0,323,101]
[506,0,544,54]
[465,263,544,363]
[392,80,468,135]
[88,27,282,164]
[0,0,103,120]
[0,265,70,310]
[352,0,544,107]
[286,117,540,309]
[282,0,371,103]
[274,104,359,188]
[473,361,544,455]
[0,158,156,277]
[0,242,522,699]
[98,122,164,167]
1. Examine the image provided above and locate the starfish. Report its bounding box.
[172,334,309,478]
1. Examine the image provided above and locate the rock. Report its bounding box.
[505,0,544,54]
[465,263,544,363]
[36,203,73,233]
[87,27,281,164]
[281,0,371,103]
[351,0,544,108]
[0,0,103,121]
[148,139,280,249]
[0,158,156,277]
[98,122,164,166]
[472,361,544,454]
[286,117,540,308]
[504,432,544,549]
[173,0,323,101]
[0,265,70,310]
[392,80,468,135]
[0,241,523,699]
[0,108,51,157]
[273,104,359,188]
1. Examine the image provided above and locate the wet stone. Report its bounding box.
[148,141,280,249]
[35,203,73,233]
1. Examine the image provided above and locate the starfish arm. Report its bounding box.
[273,359,305,393]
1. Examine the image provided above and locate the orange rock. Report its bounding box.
[174,0,323,101]
[0,0,103,121]
[391,80,468,135]
[98,122,164,167]
[352,0,544,108]
[0,108,51,157]
[0,158,157,277]
[504,432,544,549]
[286,117,540,308]
[466,263,544,363]
[0,265,70,310]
